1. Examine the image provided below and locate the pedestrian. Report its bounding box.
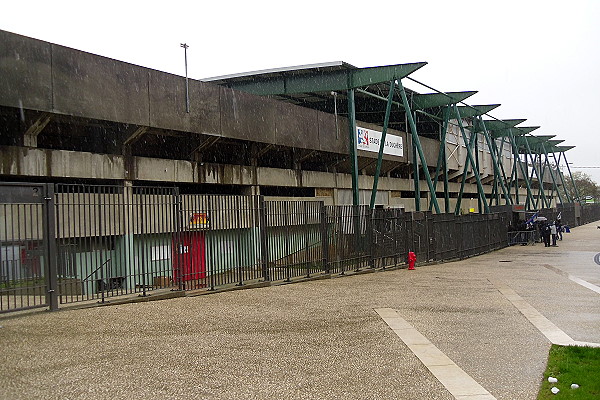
[550,223,557,246]
[555,219,563,240]
[542,223,551,247]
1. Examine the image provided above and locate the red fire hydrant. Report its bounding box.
[407,251,416,270]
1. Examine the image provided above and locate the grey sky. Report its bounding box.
[2,0,599,182]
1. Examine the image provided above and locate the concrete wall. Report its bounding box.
[0,30,370,160]
[1,145,535,202]
[0,29,560,205]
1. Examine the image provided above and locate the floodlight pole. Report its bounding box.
[180,43,190,113]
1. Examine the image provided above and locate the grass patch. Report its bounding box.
[537,344,600,399]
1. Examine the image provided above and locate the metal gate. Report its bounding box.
[326,205,371,274]
[0,183,57,313]
[371,208,407,268]
[54,184,180,305]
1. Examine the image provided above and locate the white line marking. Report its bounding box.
[543,264,600,295]
[375,308,496,400]
[490,280,600,347]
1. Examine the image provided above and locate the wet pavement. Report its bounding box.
[0,222,598,400]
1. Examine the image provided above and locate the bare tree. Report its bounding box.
[564,171,600,202]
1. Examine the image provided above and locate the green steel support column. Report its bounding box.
[490,176,498,205]
[454,133,475,214]
[509,130,535,209]
[536,150,547,208]
[523,137,547,209]
[524,153,534,209]
[511,140,519,205]
[497,137,513,200]
[370,80,395,209]
[541,143,563,206]
[530,153,548,208]
[529,153,544,206]
[537,147,550,208]
[542,150,556,205]
[397,79,440,213]
[430,106,450,212]
[552,152,572,202]
[526,153,534,185]
[487,137,499,205]
[442,120,450,213]
[432,112,446,188]
[487,136,498,205]
[530,153,544,207]
[563,152,581,204]
[347,89,360,206]
[474,133,482,213]
[526,152,534,181]
[480,118,511,205]
[453,105,489,213]
[454,118,480,215]
[412,131,421,210]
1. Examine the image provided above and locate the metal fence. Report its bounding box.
[0,183,54,312]
[2,181,599,313]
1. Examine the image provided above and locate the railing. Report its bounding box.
[81,258,112,304]
[507,230,538,246]
[2,180,600,313]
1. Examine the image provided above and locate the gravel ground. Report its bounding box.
[1,222,598,400]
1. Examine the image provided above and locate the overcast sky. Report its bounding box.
[2,0,599,183]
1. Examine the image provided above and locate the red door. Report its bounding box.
[172,232,206,283]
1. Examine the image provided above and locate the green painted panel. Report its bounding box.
[113,234,134,279]
[483,119,526,131]
[515,135,555,146]
[205,228,260,275]
[515,126,540,135]
[412,91,477,110]
[351,62,427,88]
[502,119,527,127]
[231,79,285,95]
[449,104,500,119]
[286,71,349,94]
[554,145,575,152]
[73,249,117,295]
[132,233,173,287]
[227,63,427,95]
[266,224,321,263]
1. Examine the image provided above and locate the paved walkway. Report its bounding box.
[0,222,599,400]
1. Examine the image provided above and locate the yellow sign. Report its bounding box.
[189,212,209,229]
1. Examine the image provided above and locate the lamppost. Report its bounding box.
[180,43,190,113]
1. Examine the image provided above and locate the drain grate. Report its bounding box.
[499,260,512,263]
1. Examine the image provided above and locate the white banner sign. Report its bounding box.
[356,126,403,157]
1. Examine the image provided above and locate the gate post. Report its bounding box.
[44,184,59,311]
[391,208,398,268]
[259,196,270,281]
[368,208,375,269]
[172,187,183,291]
[320,203,330,275]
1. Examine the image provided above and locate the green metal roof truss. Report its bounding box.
[411,91,477,110]
[229,62,428,95]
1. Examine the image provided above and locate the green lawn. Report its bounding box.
[537,345,600,399]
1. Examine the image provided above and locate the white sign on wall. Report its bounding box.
[356,126,403,157]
